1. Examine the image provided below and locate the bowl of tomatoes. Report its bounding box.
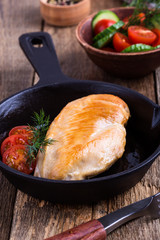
[76,7,160,78]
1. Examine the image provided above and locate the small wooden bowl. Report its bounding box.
[40,0,91,27]
[76,7,160,78]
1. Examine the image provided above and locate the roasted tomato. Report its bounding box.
[1,134,28,155]
[128,26,157,45]
[113,32,131,52]
[94,19,116,35]
[9,125,33,141]
[152,29,160,47]
[2,145,35,174]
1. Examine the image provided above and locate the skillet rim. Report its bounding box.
[0,78,159,107]
[0,79,160,184]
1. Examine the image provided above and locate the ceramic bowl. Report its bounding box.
[76,7,160,78]
[40,0,91,27]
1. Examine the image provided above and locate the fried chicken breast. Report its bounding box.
[34,94,130,180]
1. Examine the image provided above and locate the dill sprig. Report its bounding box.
[123,0,160,8]
[121,0,160,32]
[26,109,55,165]
[143,8,160,29]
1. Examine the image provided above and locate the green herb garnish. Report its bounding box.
[122,0,160,31]
[26,109,55,165]
[123,0,160,8]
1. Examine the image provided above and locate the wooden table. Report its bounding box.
[0,0,160,239]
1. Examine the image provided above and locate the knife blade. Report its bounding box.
[44,193,159,240]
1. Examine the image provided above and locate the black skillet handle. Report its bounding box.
[19,32,68,86]
[152,105,160,135]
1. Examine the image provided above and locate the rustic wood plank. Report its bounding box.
[0,176,17,240]
[0,0,41,240]
[3,0,160,240]
[43,0,160,239]
[10,192,92,240]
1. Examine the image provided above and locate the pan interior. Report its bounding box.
[0,83,159,178]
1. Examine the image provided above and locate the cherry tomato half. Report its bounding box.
[128,26,157,45]
[94,19,116,36]
[1,134,28,155]
[9,125,33,141]
[2,145,36,174]
[113,32,131,52]
[152,29,160,47]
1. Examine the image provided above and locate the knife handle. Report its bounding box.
[44,219,106,240]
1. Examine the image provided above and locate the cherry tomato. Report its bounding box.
[9,125,33,141]
[113,32,131,52]
[1,134,28,155]
[152,29,160,47]
[138,13,146,23]
[128,26,157,45]
[2,145,36,174]
[94,19,116,35]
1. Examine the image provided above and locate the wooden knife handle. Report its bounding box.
[44,219,106,240]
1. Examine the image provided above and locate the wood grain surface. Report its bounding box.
[0,0,160,240]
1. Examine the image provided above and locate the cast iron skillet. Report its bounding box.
[0,32,160,203]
